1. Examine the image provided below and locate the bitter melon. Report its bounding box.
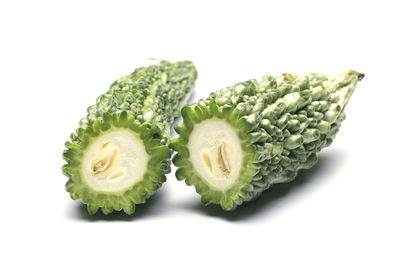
[62,60,197,215]
[172,70,363,210]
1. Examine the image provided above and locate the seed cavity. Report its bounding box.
[90,145,120,175]
[201,140,232,178]
[217,141,231,177]
[106,167,126,181]
[201,153,213,173]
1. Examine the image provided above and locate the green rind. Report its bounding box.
[173,102,261,210]
[173,70,363,210]
[63,60,197,215]
[63,111,171,215]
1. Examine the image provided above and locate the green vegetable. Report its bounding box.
[172,70,363,210]
[62,60,197,215]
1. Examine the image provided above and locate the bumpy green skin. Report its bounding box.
[172,70,363,210]
[62,60,197,215]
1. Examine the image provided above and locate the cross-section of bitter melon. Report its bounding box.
[62,60,197,215]
[172,70,363,210]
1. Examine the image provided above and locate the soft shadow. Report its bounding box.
[179,150,346,222]
[183,90,197,107]
[170,91,197,138]
[66,186,167,222]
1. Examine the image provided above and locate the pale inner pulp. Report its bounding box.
[188,119,243,190]
[82,130,148,192]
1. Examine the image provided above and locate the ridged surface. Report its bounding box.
[172,70,363,210]
[80,60,198,141]
[63,61,197,214]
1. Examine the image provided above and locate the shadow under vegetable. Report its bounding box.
[179,150,346,222]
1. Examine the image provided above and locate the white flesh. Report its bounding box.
[82,130,148,192]
[188,119,243,190]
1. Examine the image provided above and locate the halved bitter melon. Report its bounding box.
[172,70,363,210]
[62,60,197,215]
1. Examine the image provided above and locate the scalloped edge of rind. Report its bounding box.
[172,101,261,211]
[62,111,171,215]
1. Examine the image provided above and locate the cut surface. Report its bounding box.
[188,119,243,190]
[82,129,148,192]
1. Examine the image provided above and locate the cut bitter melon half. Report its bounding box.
[172,70,364,210]
[62,60,197,215]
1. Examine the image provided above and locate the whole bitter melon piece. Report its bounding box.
[172,70,363,210]
[62,60,197,215]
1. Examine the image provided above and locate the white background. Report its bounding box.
[0,0,399,266]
